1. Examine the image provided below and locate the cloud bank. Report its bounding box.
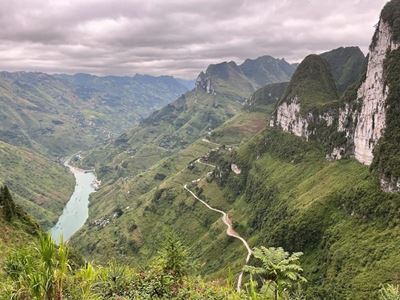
[0,0,388,78]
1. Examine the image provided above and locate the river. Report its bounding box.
[49,159,98,243]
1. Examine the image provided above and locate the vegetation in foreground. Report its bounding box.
[0,232,309,300]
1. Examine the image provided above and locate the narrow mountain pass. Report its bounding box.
[184,155,252,292]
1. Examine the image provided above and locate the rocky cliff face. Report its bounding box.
[271,54,338,140]
[271,4,400,192]
[195,71,214,94]
[352,21,399,165]
[274,96,310,139]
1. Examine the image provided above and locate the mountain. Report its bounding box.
[69,1,400,298]
[71,54,293,263]
[240,56,296,88]
[244,82,289,112]
[196,56,296,98]
[0,71,190,157]
[272,0,400,190]
[276,54,339,117]
[175,78,196,90]
[320,46,366,94]
[0,140,74,228]
[79,54,295,182]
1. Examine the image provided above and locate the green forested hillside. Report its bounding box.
[208,128,400,299]
[2,0,400,298]
[240,56,296,88]
[72,63,276,261]
[0,72,190,157]
[244,82,289,113]
[278,54,339,114]
[320,47,366,94]
[0,141,74,228]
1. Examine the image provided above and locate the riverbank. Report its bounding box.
[50,158,99,243]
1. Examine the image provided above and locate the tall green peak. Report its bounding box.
[280,54,339,113]
[245,82,288,112]
[381,0,400,43]
[240,55,296,88]
[320,46,366,94]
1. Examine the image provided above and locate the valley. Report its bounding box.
[1,0,400,299]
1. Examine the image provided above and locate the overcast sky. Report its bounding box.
[0,0,388,79]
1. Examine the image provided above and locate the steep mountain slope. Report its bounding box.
[320,47,366,94]
[272,54,339,138]
[0,186,39,266]
[0,72,189,157]
[0,141,74,228]
[244,82,289,113]
[72,55,292,266]
[240,56,295,88]
[80,55,294,182]
[72,2,400,297]
[272,0,400,191]
[196,56,296,97]
[206,128,400,298]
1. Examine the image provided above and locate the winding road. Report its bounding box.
[184,141,252,291]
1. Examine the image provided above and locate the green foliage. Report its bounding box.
[279,54,338,114]
[379,284,400,300]
[245,82,288,113]
[0,185,16,221]
[380,0,400,44]
[372,48,400,179]
[3,233,274,299]
[212,128,400,298]
[243,247,306,300]
[320,47,365,94]
[153,231,190,280]
[0,141,75,228]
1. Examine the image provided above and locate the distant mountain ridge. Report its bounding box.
[0,71,191,156]
[195,55,297,98]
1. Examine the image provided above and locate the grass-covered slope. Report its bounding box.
[0,71,189,157]
[0,141,74,228]
[79,54,293,182]
[72,105,270,273]
[81,88,243,183]
[244,82,289,113]
[320,47,366,94]
[0,186,39,267]
[208,128,400,299]
[278,54,339,114]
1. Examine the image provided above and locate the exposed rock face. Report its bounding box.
[353,21,399,165]
[195,71,214,94]
[326,147,345,161]
[381,175,400,193]
[275,96,310,139]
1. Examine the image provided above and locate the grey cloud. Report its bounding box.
[0,0,388,78]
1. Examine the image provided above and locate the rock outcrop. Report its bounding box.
[270,1,400,192]
[352,21,399,165]
[271,54,338,139]
[274,97,310,139]
[195,71,214,94]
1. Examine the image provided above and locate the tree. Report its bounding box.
[154,231,190,280]
[0,185,17,221]
[243,246,307,300]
